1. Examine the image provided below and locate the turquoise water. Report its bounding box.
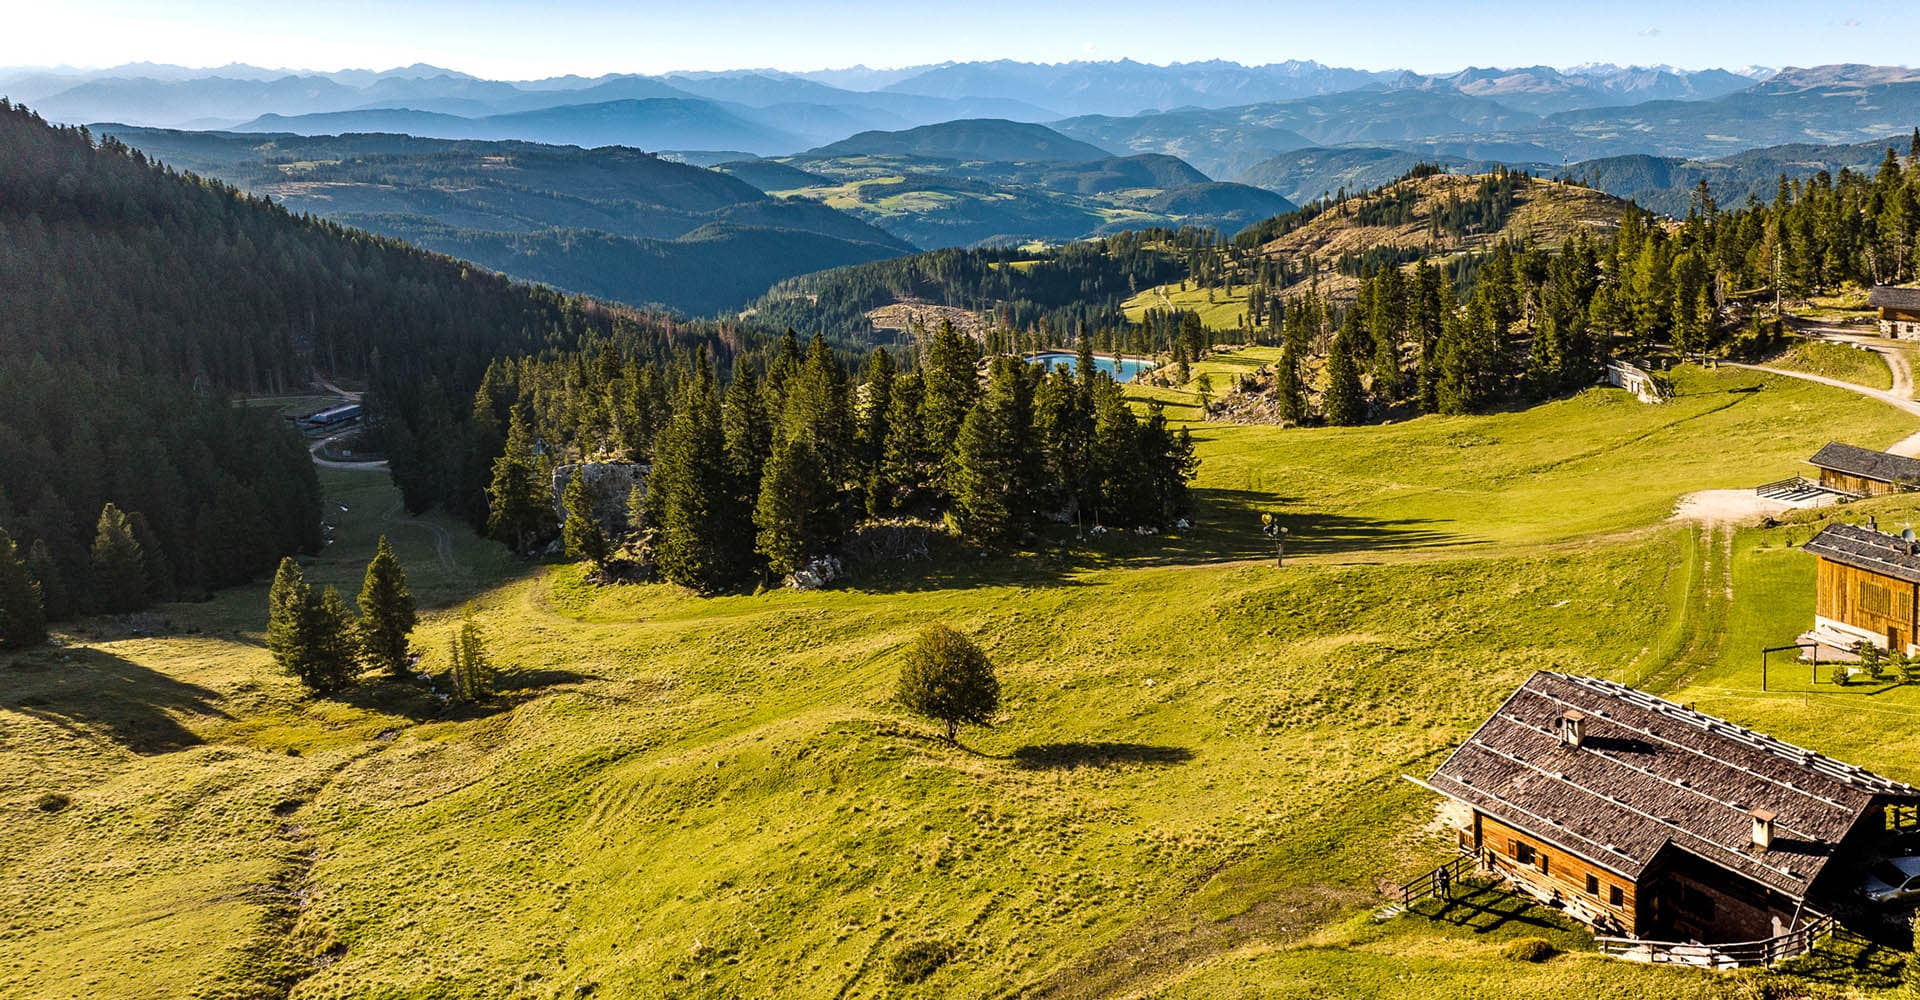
[1027,351,1156,383]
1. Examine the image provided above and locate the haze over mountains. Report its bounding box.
[10,56,1919,317]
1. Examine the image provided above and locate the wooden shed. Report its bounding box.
[1803,520,1920,653]
[1870,286,1920,339]
[1807,441,1920,497]
[1425,672,1919,948]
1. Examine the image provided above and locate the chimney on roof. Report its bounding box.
[1869,515,1879,532]
[1558,710,1587,749]
[1751,808,1777,851]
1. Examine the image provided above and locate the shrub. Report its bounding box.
[889,939,952,984]
[1502,937,1557,963]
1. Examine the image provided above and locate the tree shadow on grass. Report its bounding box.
[1,645,225,754]
[843,488,1468,595]
[1411,882,1567,935]
[1008,742,1194,770]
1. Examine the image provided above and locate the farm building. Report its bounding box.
[1421,672,1919,959]
[1807,442,1920,497]
[1802,520,1920,654]
[1870,285,1920,339]
[302,403,363,429]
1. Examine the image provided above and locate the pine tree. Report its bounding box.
[448,612,495,703]
[485,408,553,554]
[0,526,46,648]
[356,535,417,679]
[754,435,828,578]
[895,624,1001,742]
[561,473,609,572]
[90,502,149,614]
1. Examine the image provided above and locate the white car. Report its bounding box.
[1862,857,1920,905]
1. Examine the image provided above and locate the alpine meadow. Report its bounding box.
[15,7,1920,999]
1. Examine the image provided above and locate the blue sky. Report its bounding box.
[4,0,1913,78]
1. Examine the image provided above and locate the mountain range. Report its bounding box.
[94,127,913,314]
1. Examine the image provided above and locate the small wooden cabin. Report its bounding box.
[1804,520,1920,653]
[1807,441,1920,497]
[1426,672,1919,943]
[1870,285,1920,339]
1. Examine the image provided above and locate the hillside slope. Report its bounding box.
[98,127,914,312]
[807,117,1114,162]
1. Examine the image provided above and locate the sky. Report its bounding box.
[2,0,1914,79]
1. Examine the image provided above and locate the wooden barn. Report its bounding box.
[1423,672,1919,954]
[1803,520,1920,654]
[1871,285,1920,339]
[1807,442,1920,497]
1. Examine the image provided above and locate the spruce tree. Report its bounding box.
[127,511,176,602]
[486,408,552,554]
[356,535,418,678]
[0,527,46,648]
[267,557,358,694]
[948,360,1035,547]
[1323,321,1365,427]
[921,321,982,489]
[722,369,772,508]
[561,474,609,573]
[25,539,70,622]
[266,556,307,672]
[873,371,930,515]
[856,348,896,489]
[304,587,361,694]
[754,435,827,578]
[646,360,746,591]
[90,502,149,614]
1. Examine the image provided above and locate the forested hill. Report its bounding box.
[0,100,741,620]
[90,127,916,315]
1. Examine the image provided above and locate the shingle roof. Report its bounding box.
[1808,441,1920,485]
[1429,672,1919,899]
[1870,285,1920,312]
[1803,521,1920,584]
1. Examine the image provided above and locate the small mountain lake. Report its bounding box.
[1026,351,1157,383]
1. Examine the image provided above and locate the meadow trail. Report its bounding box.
[1728,360,1920,455]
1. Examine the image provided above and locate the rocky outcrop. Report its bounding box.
[552,462,648,538]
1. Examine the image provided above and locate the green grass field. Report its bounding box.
[4,366,1920,998]
[1124,282,1254,331]
[1766,339,1895,390]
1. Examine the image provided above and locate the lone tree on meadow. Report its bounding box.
[896,624,1001,742]
[0,526,46,649]
[356,536,417,679]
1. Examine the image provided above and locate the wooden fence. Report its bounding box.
[1595,911,1836,969]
